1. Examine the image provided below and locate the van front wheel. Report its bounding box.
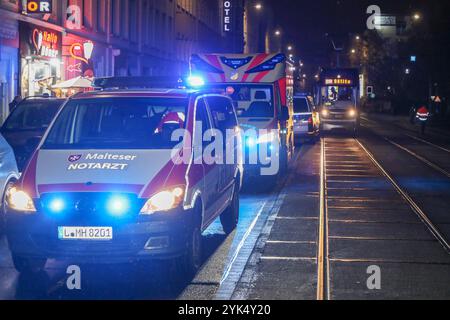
[175,206,203,277]
[220,181,240,235]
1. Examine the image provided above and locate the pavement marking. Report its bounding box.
[327,174,379,178]
[219,204,265,286]
[260,256,316,262]
[328,219,422,225]
[405,134,450,153]
[327,180,373,183]
[266,240,316,245]
[329,258,450,265]
[356,139,450,253]
[275,216,319,221]
[317,137,328,300]
[329,236,438,241]
[327,187,372,191]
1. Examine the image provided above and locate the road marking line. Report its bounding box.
[328,219,422,224]
[317,137,327,300]
[329,258,450,265]
[329,236,437,241]
[261,256,316,262]
[266,240,316,245]
[275,216,318,220]
[219,205,265,286]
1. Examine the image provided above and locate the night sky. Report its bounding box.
[268,0,434,66]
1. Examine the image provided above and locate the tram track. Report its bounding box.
[317,136,450,300]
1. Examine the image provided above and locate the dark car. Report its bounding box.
[0,97,64,171]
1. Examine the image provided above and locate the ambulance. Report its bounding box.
[5,77,243,275]
[191,53,295,181]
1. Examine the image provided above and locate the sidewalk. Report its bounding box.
[232,144,321,300]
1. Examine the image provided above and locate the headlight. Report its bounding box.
[321,109,329,117]
[6,187,37,213]
[140,187,185,215]
[348,109,357,117]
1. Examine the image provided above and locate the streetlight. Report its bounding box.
[255,3,262,10]
[355,35,360,40]
[351,49,356,54]
[413,13,421,21]
[287,45,293,51]
[274,30,281,36]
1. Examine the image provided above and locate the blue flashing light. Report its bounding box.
[49,198,65,214]
[107,196,130,217]
[187,76,205,88]
[246,137,256,147]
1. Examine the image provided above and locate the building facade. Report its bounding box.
[0,0,244,122]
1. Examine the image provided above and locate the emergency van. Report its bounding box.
[5,77,243,275]
[190,53,295,181]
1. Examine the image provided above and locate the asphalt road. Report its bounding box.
[0,114,449,300]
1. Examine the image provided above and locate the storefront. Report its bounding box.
[0,12,19,123]
[19,22,62,97]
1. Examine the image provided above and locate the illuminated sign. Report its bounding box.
[69,41,94,64]
[223,1,232,32]
[221,56,252,69]
[325,78,353,86]
[26,0,52,14]
[32,28,59,58]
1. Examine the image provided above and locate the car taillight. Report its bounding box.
[308,117,313,124]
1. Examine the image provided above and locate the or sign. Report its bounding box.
[325,78,353,86]
[26,0,52,14]
[223,0,232,32]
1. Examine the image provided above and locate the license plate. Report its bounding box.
[334,114,344,119]
[58,227,113,241]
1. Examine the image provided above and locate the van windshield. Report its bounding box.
[293,98,310,113]
[209,84,275,118]
[43,98,188,150]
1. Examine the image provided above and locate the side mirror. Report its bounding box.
[279,106,290,121]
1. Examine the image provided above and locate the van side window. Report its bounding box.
[206,97,238,134]
[195,98,211,134]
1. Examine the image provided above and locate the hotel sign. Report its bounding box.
[223,0,232,32]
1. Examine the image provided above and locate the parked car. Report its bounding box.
[293,94,320,143]
[0,134,20,234]
[5,77,243,275]
[0,97,65,171]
